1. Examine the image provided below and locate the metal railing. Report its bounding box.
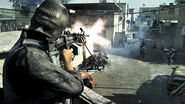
[0,24,25,32]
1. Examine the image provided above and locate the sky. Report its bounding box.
[0,0,13,8]
[0,0,175,12]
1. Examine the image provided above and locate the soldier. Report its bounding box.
[119,37,127,48]
[3,0,85,104]
[119,38,124,47]
[140,41,146,58]
[167,50,173,65]
[172,50,177,63]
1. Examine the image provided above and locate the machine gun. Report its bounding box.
[51,28,115,104]
[55,28,88,55]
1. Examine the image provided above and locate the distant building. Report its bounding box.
[14,2,40,26]
[0,9,14,18]
[148,2,185,50]
[156,3,179,25]
[127,8,136,31]
[14,2,130,48]
[0,18,16,32]
[65,3,128,48]
[129,9,134,23]
[174,3,185,50]
[14,0,71,26]
[138,7,157,26]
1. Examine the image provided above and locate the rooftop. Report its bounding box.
[64,3,126,11]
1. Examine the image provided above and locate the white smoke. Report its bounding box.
[71,18,111,56]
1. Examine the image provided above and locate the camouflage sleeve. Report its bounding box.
[25,47,84,98]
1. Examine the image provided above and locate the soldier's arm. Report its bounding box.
[25,47,84,98]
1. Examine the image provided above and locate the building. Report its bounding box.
[150,3,185,50]
[65,3,128,48]
[151,3,178,49]
[138,7,157,26]
[129,8,135,24]
[142,2,185,51]
[156,3,179,23]
[0,18,16,32]
[13,2,129,67]
[127,8,136,31]
[174,3,185,50]
[0,9,14,18]
[14,1,131,48]
[14,0,68,28]
[14,3,40,26]
[0,9,16,32]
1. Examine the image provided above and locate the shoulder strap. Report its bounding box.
[20,29,49,52]
[22,38,61,66]
[22,39,48,52]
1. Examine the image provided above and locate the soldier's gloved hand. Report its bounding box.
[62,49,74,70]
[76,35,86,46]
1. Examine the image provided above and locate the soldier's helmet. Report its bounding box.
[29,0,69,40]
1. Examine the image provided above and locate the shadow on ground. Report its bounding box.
[137,75,185,104]
[0,76,185,104]
[102,75,185,104]
[105,94,138,104]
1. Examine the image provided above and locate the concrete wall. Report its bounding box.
[155,3,185,50]
[113,32,125,48]
[174,3,185,50]
[153,23,177,49]
[114,13,123,33]
[138,7,156,25]
[157,5,179,21]
[124,12,131,31]
[105,27,114,46]
[0,31,21,53]
[153,4,185,50]
[113,12,125,45]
